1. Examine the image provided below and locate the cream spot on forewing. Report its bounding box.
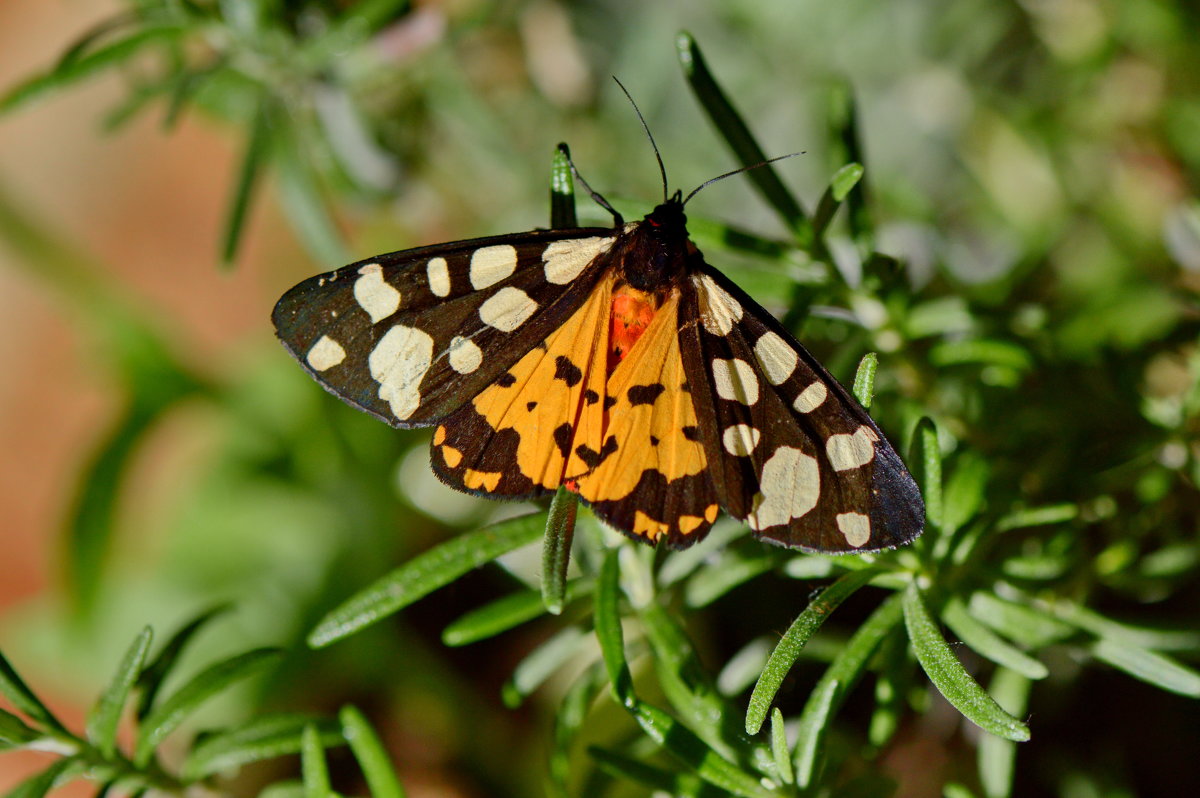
[369,325,434,421]
[696,274,744,335]
[426,257,450,297]
[354,263,401,323]
[306,335,345,371]
[837,512,871,548]
[543,236,614,284]
[447,335,483,374]
[711,358,760,405]
[754,331,798,385]
[479,287,538,332]
[793,382,828,413]
[746,446,820,530]
[826,425,879,471]
[469,245,518,289]
[722,424,761,456]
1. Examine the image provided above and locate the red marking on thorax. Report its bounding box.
[609,285,657,372]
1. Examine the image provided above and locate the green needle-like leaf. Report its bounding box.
[221,101,271,267]
[86,626,153,756]
[910,417,943,533]
[630,701,774,798]
[1090,639,1200,697]
[5,758,72,798]
[793,677,838,787]
[594,549,634,707]
[341,706,407,798]
[0,708,40,749]
[853,352,878,409]
[811,163,864,241]
[792,592,904,787]
[501,625,588,708]
[676,32,807,234]
[0,651,65,733]
[978,668,1031,798]
[308,513,546,648]
[941,599,1048,680]
[0,26,183,115]
[182,714,343,780]
[301,723,331,798]
[746,568,879,734]
[769,708,794,785]
[903,584,1030,742]
[136,604,230,720]
[134,648,284,765]
[588,746,705,794]
[550,143,578,229]
[443,581,589,647]
[542,487,578,615]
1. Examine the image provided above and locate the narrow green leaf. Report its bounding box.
[550,664,606,792]
[792,593,905,787]
[941,453,990,538]
[746,568,879,734]
[944,784,979,798]
[341,706,407,798]
[910,417,942,533]
[134,648,284,765]
[301,723,331,798]
[309,513,545,648]
[811,163,864,240]
[941,599,1048,680]
[676,32,807,233]
[793,678,838,787]
[867,631,908,747]
[928,339,1033,371]
[550,143,578,229]
[631,701,773,798]
[1091,639,1200,697]
[903,584,1030,741]
[137,604,231,720]
[221,102,271,267]
[853,352,878,409]
[1049,599,1200,651]
[273,122,350,266]
[994,504,1078,532]
[443,581,589,647]
[684,550,775,608]
[0,708,40,748]
[826,82,872,240]
[769,708,794,785]
[182,714,343,780]
[638,602,741,762]
[66,406,159,612]
[542,487,578,615]
[0,651,64,733]
[588,746,704,794]
[501,626,587,708]
[86,626,153,756]
[1,26,183,115]
[978,668,1031,798]
[967,592,1075,649]
[4,758,71,798]
[594,549,634,707]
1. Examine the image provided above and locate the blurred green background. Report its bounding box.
[1,1,1198,797]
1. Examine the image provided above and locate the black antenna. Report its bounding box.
[682,152,804,207]
[557,143,623,227]
[612,77,669,203]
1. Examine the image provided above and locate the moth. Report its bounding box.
[273,144,924,553]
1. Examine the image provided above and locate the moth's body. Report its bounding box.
[274,193,924,552]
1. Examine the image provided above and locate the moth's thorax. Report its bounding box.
[615,200,693,292]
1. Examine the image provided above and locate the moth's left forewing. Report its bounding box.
[272,228,617,429]
[680,263,924,553]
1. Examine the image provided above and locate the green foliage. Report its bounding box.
[3,2,1200,797]
[0,612,404,797]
